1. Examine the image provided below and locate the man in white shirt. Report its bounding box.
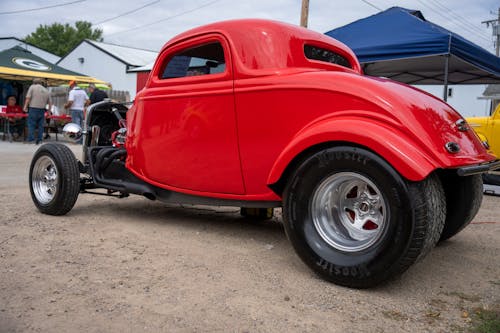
[64,81,89,143]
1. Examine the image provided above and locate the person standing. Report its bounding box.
[23,78,51,144]
[64,81,89,143]
[88,83,108,104]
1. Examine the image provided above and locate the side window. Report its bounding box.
[161,42,226,79]
[304,45,352,69]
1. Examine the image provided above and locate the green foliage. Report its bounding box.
[25,21,103,57]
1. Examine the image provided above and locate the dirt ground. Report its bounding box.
[0,140,499,333]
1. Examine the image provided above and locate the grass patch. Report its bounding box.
[469,306,500,333]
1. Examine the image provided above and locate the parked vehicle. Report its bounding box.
[466,104,500,185]
[29,19,499,288]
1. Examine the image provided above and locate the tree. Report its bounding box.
[25,21,103,57]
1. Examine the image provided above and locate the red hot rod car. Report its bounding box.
[29,19,499,288]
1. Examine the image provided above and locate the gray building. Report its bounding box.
[0,37,60,63]
[480,85,500,114]
[57,40,157,99]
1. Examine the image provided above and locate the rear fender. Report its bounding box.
[267,118,439,186]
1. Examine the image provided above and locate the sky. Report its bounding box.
[0,0,498,117]
[0,0,498,53]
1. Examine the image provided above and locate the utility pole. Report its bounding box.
[482,8,500,115]
[482,7,500,56]
[300,0,309,28]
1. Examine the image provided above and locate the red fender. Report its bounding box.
[267,118,440,185]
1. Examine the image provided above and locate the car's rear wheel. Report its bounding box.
[310,172,387,253]
[283,146,446,288]
[29,143,80,215]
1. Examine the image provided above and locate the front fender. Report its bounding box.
[267,118,440,185]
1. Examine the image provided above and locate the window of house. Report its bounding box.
[161,42,226,79]
[304,45,352,69]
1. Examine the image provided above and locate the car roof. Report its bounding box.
[159,19,361,74]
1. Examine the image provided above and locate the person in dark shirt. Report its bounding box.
[88,84,108,105]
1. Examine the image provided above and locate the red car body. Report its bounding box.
[29,19,499,288]
[126,19,494,201]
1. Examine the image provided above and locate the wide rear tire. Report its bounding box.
[29,143,80,215]
[283,147,446,288]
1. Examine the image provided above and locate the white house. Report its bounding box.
[417,85,490,118]
[57,39,158,99]
[0,37,60,63]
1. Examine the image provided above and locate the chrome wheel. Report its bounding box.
[311,172,388,252]
[31,155,59,205]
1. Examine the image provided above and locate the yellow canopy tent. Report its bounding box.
[0,46,105,85]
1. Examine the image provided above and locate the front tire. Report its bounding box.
[29,143,80,215]
[283,147,446,288]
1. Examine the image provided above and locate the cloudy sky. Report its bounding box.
[0,0,498,53]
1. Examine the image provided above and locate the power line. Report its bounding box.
[360,0,489,44]
[416,0,490,42]
[422,0,491,39]
[93,0,161,26]
[415,0,492,43]
[0,0,86,15]
[359,0,382,12]
[104,0,222,38]
[482,8,500,56]
[432,0,490,36]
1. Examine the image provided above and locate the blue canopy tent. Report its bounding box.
[325,7,500,101]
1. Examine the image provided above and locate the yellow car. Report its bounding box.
[467,104,500,185]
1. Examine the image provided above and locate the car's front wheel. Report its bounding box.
[283,146,446,288]
[29,143,80,215]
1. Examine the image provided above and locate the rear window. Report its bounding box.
[161,42,226,79]
[304,45,352,69]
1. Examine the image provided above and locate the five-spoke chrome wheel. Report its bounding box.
[31,155,59,205]
[311,172,388,252]
[284,147,446,288]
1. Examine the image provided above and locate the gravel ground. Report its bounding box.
[0,140,499,332]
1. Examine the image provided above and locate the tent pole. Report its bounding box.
[443,54,450,102]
